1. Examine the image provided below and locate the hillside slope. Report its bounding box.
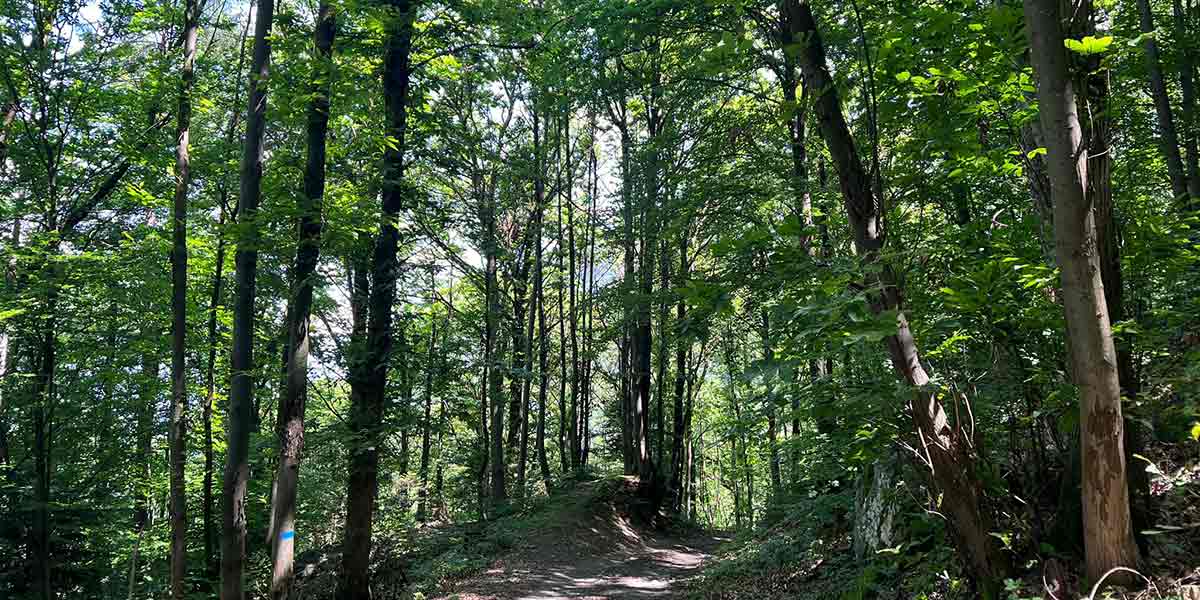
[289,477,723,600]
[437,477,723,600]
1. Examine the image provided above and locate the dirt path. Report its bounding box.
[442,532,722,600]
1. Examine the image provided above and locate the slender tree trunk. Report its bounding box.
[268,4,335,597]
[518,252,534,500]
[1023,0,1141,583]
[130,347,156,598]
[762,311,782,499]
[477,208,491,511]
[786,0,1010,589]
[435,378,449,519]
[489,332,507,503]
[201,204,226,584]
[1077,3,1153,549]
[1136,0,1188,199]
[203,17,249,579]
[582,130,598,468]
[32,323,53,600]
[655,239,668,472]
[668,234,688,510]
[533,112,553,492]
[340,0,414,595]
[636,112,658,487]
[397,327,412,514]
[567,117,580,473]
[221,0,275,593]
[417,309,436,522]
[483,182,507,505]
[1175,0,1200,201]
[618,121,636,476]
[508,259,528,451]
[780,51,820,485]
[168,0,200,594]
[555,123,569,476]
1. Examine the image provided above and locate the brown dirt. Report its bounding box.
[436,478,724,600]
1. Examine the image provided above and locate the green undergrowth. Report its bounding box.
[688,445,1200,600]
[286,472,644,599]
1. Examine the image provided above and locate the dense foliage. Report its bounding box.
[1,0,1198,597]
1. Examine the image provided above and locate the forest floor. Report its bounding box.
[291,477,726,600]
[435,478,726,600]
[437,525,720,599]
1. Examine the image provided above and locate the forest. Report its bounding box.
[1,0,1199,597]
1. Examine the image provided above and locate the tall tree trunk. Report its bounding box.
[397,326,413,514]
[518,251,534,500]
[168,0,199,594]
[201,204,226,584]
[555,121,569,476]
[417,306,436,522]
[1136,0,1188,199]
[785,0,1010,590]
[779,46,821,486]
[508,258,528,451]
[762,311,782,500]
[668,233,688,510]
[533,111,553,492]
[617,117,636,476]
[582,128,598,468]
[268,4,335,597]
[32,319,54,600]
[0,219,15,472]
[489,331,507,503]
[204,17,249,579]
[477,221,491,511]
[222,0,275,594]
[655,238,669,471]
[567,117,580,473]
[1077,2,1153,550]
[130,347,156,598]
[636,111,658,488]
[1175,0,1200,200]
[483,183,507,505]
[340,0,414,595]
[1023,0,1141,583]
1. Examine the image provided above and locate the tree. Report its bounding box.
[268,2,336,597]
[168,0,201,594]
[784,0,1010,589]
[339,0,415,595]
[222,0,276,595]
[1022,0,1140,581]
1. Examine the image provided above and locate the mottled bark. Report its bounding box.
[1023,0,1141,582]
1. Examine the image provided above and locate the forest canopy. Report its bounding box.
[1,0,1199,598]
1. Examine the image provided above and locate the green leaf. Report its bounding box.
[0,308,25,322]
[895,70,911,82]
[1026,147,1047,159]
[1064,35,1113,55]
[1191,422,1200,441]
